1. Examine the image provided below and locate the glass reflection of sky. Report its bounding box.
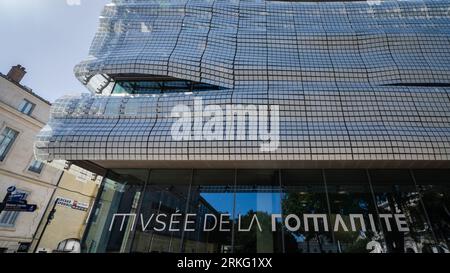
[201,193,233,214]
[358,199,369,211]
[201,192,281,217]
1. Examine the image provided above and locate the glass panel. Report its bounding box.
[18,99,34,115]
[325,169,382,253]
[281,170,335,253]
[130,170,192,253]
[369,170,435,253]
[184,169,235,253]
[28,159,44,173]
[82,169,147,253]
[26,103,33,115]
[234,169,282,253]
[0,211,18,226]
[413,169,450,253]
[18,100,26,112]
[0,128,18,161]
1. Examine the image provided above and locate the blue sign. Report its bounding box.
[4,203,37,212]
[7,192,27,204]
[1,186,36,213]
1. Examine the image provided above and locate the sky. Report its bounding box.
[0,0,110,103]
[202,192,281,217]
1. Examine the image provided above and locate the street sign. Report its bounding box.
[7,199,28,205]
[4,203,37,212]
[0,186,37,214]
[7,193,27,204]
[10,193,26,199]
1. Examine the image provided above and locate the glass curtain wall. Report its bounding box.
[82,169,148,253]
[130,170,191,253]
[234,170,283,253]
[185,170,235,253]
[282,170,335,253]
[82,169,450,253]
[411,170,450,253]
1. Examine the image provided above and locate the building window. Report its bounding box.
[55,239,81,253]
[112,79,225,95]
[17,99,35,115]
[28,159,44,174]
[0,191,28,227]
[0,127,19,161]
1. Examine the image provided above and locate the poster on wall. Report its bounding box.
[56,197,89,212]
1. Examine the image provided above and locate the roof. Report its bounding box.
[0,72,51,105]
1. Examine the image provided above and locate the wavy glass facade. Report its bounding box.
[35,0,450,165]
[34,0,450,253]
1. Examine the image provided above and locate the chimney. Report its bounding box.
[7,65,27,83]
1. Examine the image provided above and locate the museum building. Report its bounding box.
[35,0,450,253]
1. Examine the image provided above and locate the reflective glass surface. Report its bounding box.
[35,0,450,164]
[82,168,450,253]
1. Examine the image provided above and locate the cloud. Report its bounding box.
[66,0,81,6]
